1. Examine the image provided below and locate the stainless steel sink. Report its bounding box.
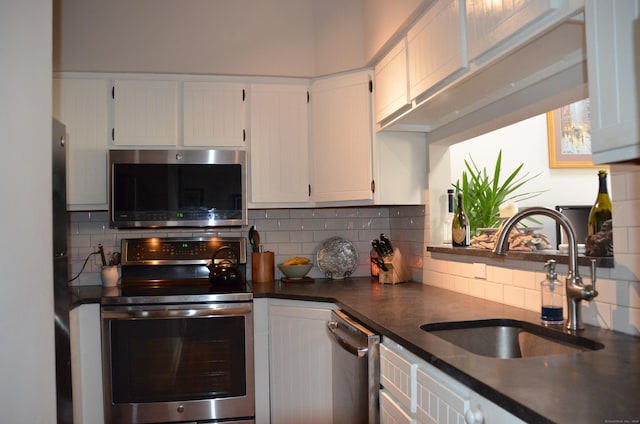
[420,319,604,359]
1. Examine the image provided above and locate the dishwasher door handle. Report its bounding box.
[327,321,369,358]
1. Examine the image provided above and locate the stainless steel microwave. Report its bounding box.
[109,149,247,228]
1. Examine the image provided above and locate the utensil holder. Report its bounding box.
[101,265,120,287]
[252,251,274,283]
[379,248,411,284]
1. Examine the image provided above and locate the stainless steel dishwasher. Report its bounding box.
[327,310,380,424]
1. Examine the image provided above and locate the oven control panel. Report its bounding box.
[121,237,247,265]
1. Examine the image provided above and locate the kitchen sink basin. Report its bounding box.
[420,319,604,359]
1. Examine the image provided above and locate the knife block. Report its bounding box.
[379,248,411,284]
[252,251,274,283]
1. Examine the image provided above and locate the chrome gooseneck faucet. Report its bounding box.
[493,207,598,331]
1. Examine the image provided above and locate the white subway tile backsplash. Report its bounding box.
[468,280,485,298]
[595,278,621,306]
[614,199,640,227]
[289,231,314,243]
[491,266,513,285]
[611,254,640,281]
[512,269,536,290]
[453,275,470,294]
[627,227,640,254]
[289,209,315,219]
[628,282,640,309]
[440,274,456,291]
[263,231,290,244]
[300,218,326,231]
[524,289,540,313]
[583,301,612,330]
[503,285,525,309]
[484,281,504,303]
[324,218,350,230]
[277,218,303,231]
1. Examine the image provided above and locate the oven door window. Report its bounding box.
[109,316,246,403]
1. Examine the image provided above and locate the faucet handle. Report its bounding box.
[590,258,597,291]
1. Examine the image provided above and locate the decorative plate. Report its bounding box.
[317,236,358,279]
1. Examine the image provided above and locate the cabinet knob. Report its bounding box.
[175,153,183,161]
[465,407,484,424]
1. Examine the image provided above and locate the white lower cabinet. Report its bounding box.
[69,303,105,424]
[380,389,416,424]
[267,299,336,424]
[381,338,525,424]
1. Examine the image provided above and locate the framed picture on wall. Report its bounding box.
[547,99,601,168]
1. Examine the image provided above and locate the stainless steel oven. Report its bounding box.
[101,237,254,424]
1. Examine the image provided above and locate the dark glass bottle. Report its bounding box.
[452,192,470,247]
[442,189,455,244]
[588,170,612,235]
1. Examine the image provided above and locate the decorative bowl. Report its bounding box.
[277,263,313,279]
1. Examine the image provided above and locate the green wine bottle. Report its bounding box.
[452,192,470,247]
[588,169,612,235]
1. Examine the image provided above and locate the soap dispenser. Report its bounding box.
[541,260,563,325]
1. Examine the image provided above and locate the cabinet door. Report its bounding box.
[249,84,309,204]
[268,301,334,424]
[466,0,560,62]
[112,79,178,146]
[380,390,416,424]
[53,77,109,210]
[407,0,467,101]
[415,366,469,424]
[69,304,105,424]
[586,0,640,164]
[183,81,247,147]
[375,38,410,124]
[310,71,374,203]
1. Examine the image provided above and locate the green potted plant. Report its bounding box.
[452,150,544,235]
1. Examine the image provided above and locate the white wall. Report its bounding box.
[0,0,57,422]
[54,0,370,77]
[431,113,603,245]
[54,0,427,77]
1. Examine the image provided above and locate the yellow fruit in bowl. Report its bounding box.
[282,256,310,266]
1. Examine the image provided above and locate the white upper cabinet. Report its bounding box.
[407,0,467,101]
[249,83,310,204]
[374,38,410,124]
[112,79,178,146]
[466,0,562,62]
[53,76,109,210]
[310,70,374,203]
[585,0,640,164]
[183,81,247,147]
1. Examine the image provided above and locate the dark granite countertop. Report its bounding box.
[71,279,640,423]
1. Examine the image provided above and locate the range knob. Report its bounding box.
[177,404,185,414]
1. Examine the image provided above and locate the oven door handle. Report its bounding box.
[103,306,252,319]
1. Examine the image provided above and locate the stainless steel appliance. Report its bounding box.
[109,149,247,228]
[327,310,380,424]
[101,237,254,424]
[52,118,73,423]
